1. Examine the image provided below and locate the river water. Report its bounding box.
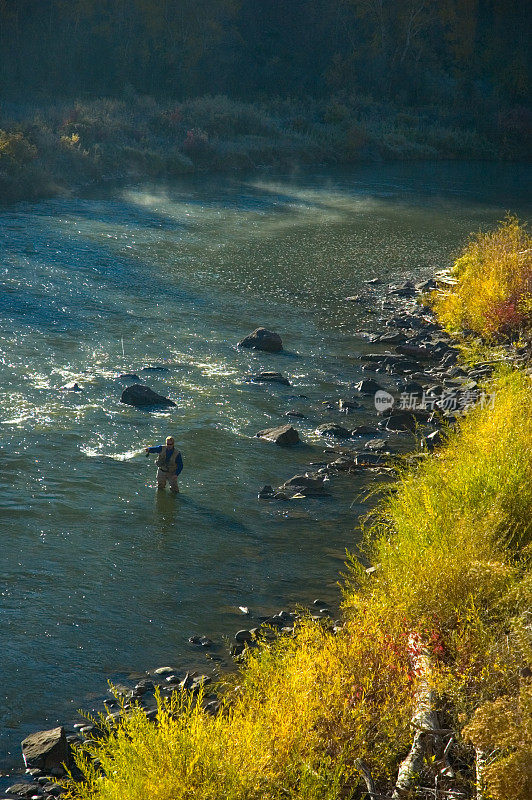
[0,162,530,769]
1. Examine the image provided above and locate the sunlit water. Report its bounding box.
[0,163,530,769]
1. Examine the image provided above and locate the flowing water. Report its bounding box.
[0,162,530,769]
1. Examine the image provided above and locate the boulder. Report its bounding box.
[279,474,330,497]
[398,380,424,395]
[385,413,417,432]
[248,371,290,386]
[235,630,254,643]
[21,727,70,771]
[256,425,300,445]
[353,378,384,394]
[238,328,283,352]
[120,384,176,407]
[385,359,420,374]
[378,332,406,344]
[396,344,435,359]
[316,423,351,439]
[6,784,36,799]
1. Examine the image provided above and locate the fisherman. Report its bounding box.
[145,436,183,493]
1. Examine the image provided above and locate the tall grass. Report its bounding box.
[65,368,532,800]
[432,216,532,339]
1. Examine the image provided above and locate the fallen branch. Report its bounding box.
[354,758,378,799]
[392,640,440,799]
[474,747,489,800]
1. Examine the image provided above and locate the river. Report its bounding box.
[0,162,530,770]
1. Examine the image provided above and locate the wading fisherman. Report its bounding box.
[145,436,183,493]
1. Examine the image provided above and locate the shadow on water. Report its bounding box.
[153,488,252,540]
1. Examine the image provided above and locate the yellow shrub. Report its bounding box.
[65,367,532,799]
[432,216,532,339]
[463,681,532,800]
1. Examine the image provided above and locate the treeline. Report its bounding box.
[0,0,529,108]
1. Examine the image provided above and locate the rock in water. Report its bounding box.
[385,412,417,432]
[315,423,351,439]
[21,726,70,770]
[120,384,176,407]
[248,371,291,386]
[238,328,283,352]
[256,425,300,445]
[279,474,330,497]
[118,372,140,381]
[354,378,384,394]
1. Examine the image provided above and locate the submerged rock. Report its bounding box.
[256,424,300,445]
[120,384,176,407]
[6,783,37,798]
[338,399,361,412]
[238,328,283,352]
[258,484,275,499]
[248,371,290,386]
[118,373,140,381]
[316,423,351,439]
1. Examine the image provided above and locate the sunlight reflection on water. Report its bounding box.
[0,163,530,768]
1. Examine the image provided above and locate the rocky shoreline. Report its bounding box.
[2,273,525,800]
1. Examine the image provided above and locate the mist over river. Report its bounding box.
[0,162,530,769]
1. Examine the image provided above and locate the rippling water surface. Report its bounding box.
[0,162,530,768]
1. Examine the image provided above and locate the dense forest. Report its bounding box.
[0,1,530,203]
[0,0,529,107]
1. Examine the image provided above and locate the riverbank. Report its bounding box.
[2,219,528,800]
[1,93,526,205]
